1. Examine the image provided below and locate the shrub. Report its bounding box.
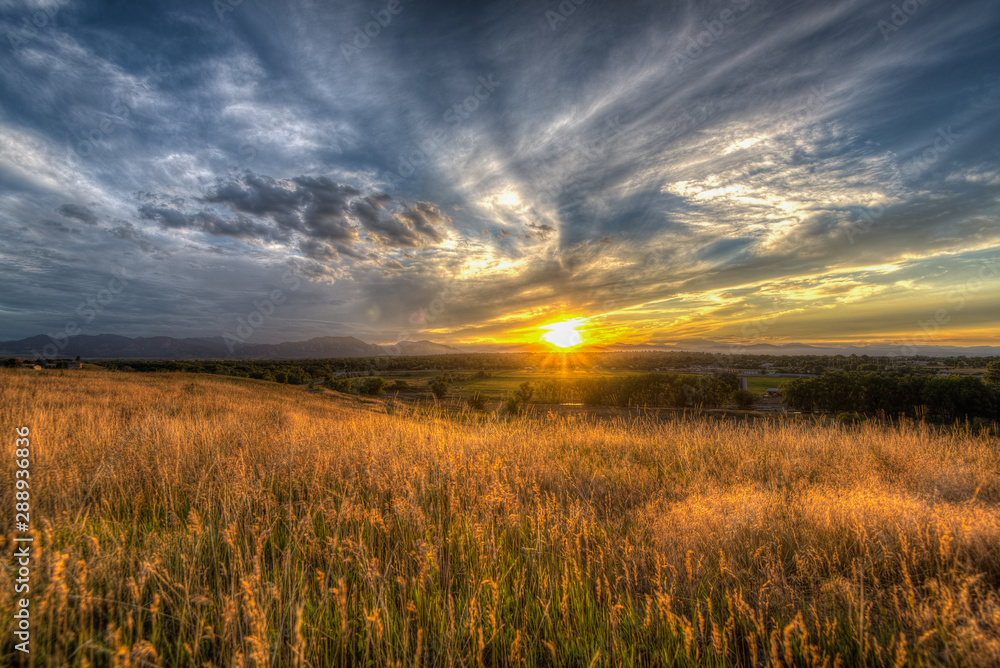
[836,411,865,425]
[429,378,449,400]
[986,361,1000,387]
[358,377,387,396]
[325,377,356,394]
[733,389,756,410]
[504,393,524,416]
[517,381,534,402]
[467,391,487,411]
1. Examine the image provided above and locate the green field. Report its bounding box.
[381,368,644,399]
[745,375,793,394]
[377,369,795,401]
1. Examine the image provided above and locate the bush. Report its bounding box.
[504,393,524,416]
[733,389,756,410]
[986,361,1000,387]
[836,411,865,425]
[429,378,449,400]
[358,377,387,396]
[325,377,356,394]
[467,391,487,411]
[517,382,534,402]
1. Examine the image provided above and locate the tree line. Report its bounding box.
[784,365,1000,421]
[524,373,741,409]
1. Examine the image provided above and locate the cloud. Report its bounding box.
[394,201,450,244]
[0,0,998,346]
[56,203,98,225]
[145,172,454,252]
[298,238,339,262]
[109,220,156,253]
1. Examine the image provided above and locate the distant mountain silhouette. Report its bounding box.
[382,340,462,356]
[2,333,996,359]
[0,334,462,360]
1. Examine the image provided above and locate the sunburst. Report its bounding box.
[541,319,584,348]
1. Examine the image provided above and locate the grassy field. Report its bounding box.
[745,376,793,394]
[379,369,794,401]
[2,369,999,666]
[380,368,649,399]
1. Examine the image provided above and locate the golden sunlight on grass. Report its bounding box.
[541,318,585,348]
[2,370,1000,665]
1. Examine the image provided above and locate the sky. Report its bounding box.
[0,0,998,351]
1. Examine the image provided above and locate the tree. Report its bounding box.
[430,378,449,400]
[986,361,1000,388]
[504,393,523,416]
[784,377,817,412]
[325,377,356,394]
[359,377,387,396]
[517,381,534,402]
[733,389,756,410]
[712,371,742,392]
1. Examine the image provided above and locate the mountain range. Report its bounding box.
[0,334,461,360]
[1,333,996,360]
[587,339,1000,357]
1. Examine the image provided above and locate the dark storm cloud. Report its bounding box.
[169,172,449,250]
[195,173,362,242]
[57,203,98,225]
[137,202,280,241]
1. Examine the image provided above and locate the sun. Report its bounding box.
[541,319,584,348]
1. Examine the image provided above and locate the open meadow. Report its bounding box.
[2,369,1000,666]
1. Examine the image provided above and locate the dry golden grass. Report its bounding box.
[1,369,999,666]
